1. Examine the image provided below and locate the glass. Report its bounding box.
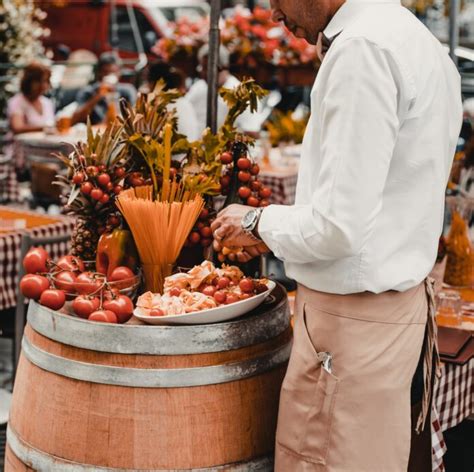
[56,116,71,134]
[436,290,462,327]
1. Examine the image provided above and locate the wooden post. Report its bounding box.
[207,0,221,134]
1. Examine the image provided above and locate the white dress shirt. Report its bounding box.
[259,0,463,294]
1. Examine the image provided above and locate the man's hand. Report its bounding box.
[211,204,270,259]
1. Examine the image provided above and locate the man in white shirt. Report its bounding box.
[211,0,463,470]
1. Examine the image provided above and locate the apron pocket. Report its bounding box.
[276,303,339,465]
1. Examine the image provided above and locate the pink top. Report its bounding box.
[7,93,55,128]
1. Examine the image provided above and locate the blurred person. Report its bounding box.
[72,52,137,125]
[147,62,200,141]
[186,45,265,134]
[7,62,55,134]
[211,0,463,470]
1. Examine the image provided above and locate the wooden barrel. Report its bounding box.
[6,285,291,471]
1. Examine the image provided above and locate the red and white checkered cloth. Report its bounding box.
[431,359,474,471]
[0,213,74,311]
[260,170,298,206]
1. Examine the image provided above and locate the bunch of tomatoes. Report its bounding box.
[19,247,137,324]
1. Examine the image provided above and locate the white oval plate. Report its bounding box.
[133,280,276,325]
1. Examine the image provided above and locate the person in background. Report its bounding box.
[7,62,55,134]
[186,45,265,134]
[147,62,200,142]
[72,52,137,125]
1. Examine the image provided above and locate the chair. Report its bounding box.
[14,232,71,375]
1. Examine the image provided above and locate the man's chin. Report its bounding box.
[294,28,315,44]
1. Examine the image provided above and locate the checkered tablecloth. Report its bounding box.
[0,164,19,204]
[0,212,74,311]
[260,170,299,205]
[431,358,474,471]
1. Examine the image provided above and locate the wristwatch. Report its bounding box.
[241,208,263,240]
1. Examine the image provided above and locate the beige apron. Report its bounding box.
[275,279,439,472]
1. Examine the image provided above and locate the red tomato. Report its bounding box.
[238,186,251,199]
[219,175,231,188]
[20,274,50,300]
[214,290,227,304]
[200,226,212,238]
[237,157,251,170]
[220,152,233,164]
[88,310,118,323]
[86,166,99,176]
[99,194,110,204]
[109,266,135,282]
[259,199,270,207]
[188,231,201,244]
[239,293,251,300]
[53,271,77,294]
[199,208,209,220]
[114,167,126,178]
[81,182,93,195]
[103,295,134,323]
[72,172,85,184]
[200,238,212,247]
[202,285,217,297]
[72,296,100,319]
[40,289,66,311]
[238,171,251,183]
[169,287,181,297]
[90,188,104,201]
[56,255,85,273]
[150,308,165,317]
[250,180,262,191]
[225,293,239,305]
[97,173,111,187]
[239,278,255,294]
[247,196,259,207]
[250,164,260,176]
[217,253,226,263]
[259,187,272,199]
[23,247,49,274]
[114,185,123,195]
[75,272,105,295]
[217,277,230,289]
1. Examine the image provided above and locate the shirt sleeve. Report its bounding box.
[258,38,403,263]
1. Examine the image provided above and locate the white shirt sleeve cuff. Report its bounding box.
[258,205,290,261]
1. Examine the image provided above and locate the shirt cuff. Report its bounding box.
[258,204,290,261]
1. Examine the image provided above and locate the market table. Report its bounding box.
[0,207,74,311]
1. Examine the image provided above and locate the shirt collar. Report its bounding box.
[324,0,401,39]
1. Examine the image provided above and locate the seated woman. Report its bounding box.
[7,62,55,134]
[147,62,200,142]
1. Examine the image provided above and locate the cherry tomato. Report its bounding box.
[109,266,135,286]
[72,172,85,184]
[219,175,231,188]
[225,293,239,305]
[53,270,77,294]
[202,285,217,297]
[259,187,272,199]
[23,247,49,274]
[220,152,233,164]
[76,272,105,295]
[214,290,227,304]
[103,295,134,323]
[72,296,100,319]
[81,182,93,195]
[150,308,166,317]
[217,277,230,289]
[86,166,99,177]
[239,293,251,300]
[169,287,181,297]
[98,165,106,172]
[130,177,145,187]
[57,255,85,273]
[259,199,270,207]
[113,185,123,195]
[169,168,178,179]
[238,186,251,199]
[188,231,201,244]
[90,188,103,201]
[97,173,111,187]
[40,289,66,311]
[217,253,226,263]
[88,310,118,323]
[247,196,259,207]
[114,167,126,178]
[99,194,110,204]
[250,180,262,191]
[200,226,212,238]
[237,157,251,170]
[20,274,50,300]
[239,278,255,293]
[200,238,212,247]
[250,164,260,175]
[199,208,209,220]
[238,171,251,183]
[106,182,114,191]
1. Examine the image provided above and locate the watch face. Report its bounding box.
[242,210,256,231]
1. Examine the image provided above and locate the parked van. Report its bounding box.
[40,0,209,60]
